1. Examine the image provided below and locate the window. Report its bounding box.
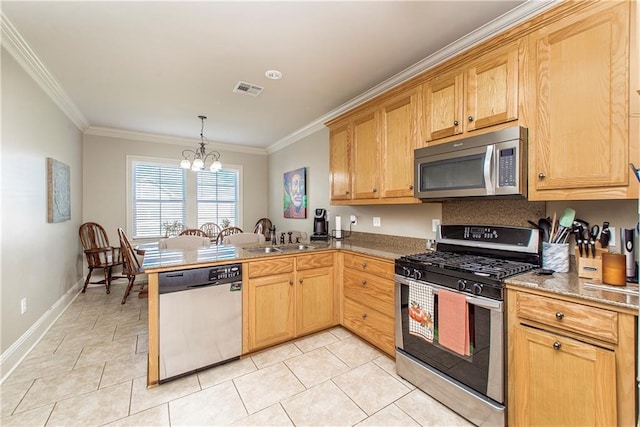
[132,161,186,238]
[128,156,242,239]
[197,169,240,228]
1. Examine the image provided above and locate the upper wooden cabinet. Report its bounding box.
[423,45,519,143]
[329,123,351,200]
[527,1,638,200]
[328,89,422,205]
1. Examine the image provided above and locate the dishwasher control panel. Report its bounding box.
[159,263,242,294]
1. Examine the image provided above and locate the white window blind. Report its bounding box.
[197,169,239,227]
[132,161,186,238]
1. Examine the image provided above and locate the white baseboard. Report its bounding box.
[0,279,83,384]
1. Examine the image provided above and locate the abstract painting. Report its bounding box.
[47,157,71,223]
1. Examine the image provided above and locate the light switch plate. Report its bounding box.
[432,219,441,233]
[373,217,381,227]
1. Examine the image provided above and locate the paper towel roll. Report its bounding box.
[335,216,342,239]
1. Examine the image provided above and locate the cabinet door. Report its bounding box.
[466,47,518,131]
[423,72,464,142]
[246,273,295,351]
[329,123,352,200]
[352,111,380,199]
[296,266,334,336]
[513,325,617,426]
[380,89,420,198]
[530,3,630,197]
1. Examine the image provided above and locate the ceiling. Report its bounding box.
[2,1,552,152]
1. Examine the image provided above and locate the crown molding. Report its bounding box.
[266,0,559,154]
[84,126,268,156]
[1,12,90,131]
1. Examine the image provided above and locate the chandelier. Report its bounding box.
[180,115,222,172]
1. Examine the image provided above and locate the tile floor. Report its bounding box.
[1,281,474,426]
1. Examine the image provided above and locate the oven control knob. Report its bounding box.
[457,279,467,291]
[473,283,483,295]
[402,267,412,277]
[413,269,423,280]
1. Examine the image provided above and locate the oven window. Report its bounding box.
[419,154,485,192]
[400,284,494,399]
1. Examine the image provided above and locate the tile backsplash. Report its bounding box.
[442,199,546,227]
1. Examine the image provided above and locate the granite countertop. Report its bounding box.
[141,238,420,272]
[507,270,639,312]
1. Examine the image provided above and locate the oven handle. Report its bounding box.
[395,275,502,311]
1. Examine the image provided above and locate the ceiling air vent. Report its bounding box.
[233,81,264,96]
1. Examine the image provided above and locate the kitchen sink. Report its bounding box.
[244,246,283,254]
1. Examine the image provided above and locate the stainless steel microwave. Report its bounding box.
[414,126,527,200]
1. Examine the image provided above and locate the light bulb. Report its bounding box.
[180,159,191,169]
[192,158,204,170]
[210,160,222,171]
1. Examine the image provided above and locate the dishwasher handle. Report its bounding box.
[188,281,221,289]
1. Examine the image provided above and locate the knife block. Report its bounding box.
[575,242,608,281]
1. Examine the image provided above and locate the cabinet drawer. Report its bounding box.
[343,252,394,280]
[343,298,395,356]
[247,257,294,279]
[297,251,333,271]
[516,292,618,344]
[343,269,394,317]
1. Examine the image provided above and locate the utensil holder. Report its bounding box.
[542,242,569,273]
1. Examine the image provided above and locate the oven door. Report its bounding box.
[394,275,504,404]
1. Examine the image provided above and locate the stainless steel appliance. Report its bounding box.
[414,126,527,200]
[159,263,242,382]
[621,227,636,279]
[395,225,540,426]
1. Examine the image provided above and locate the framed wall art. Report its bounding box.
[47,157,71,223]
[283,167,307,218]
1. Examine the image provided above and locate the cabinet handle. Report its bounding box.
[553,341,561,351]
[372,188,377,193]
[555,312,564,320]
[361,280,368,286]
[299,278,303,284]
[362,313,368,319]
[538,173,546,179]
[453,120,459,126]
[289,280,294,286]
[346,191,350,194]
[468,115,474,122]
[409,185,414,190]
[361,262,367,269]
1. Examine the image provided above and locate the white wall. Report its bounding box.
[82,134,269,243]
[1,48,83,354]
[268,128,442,240]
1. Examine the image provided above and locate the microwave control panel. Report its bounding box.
[498,147,516,187]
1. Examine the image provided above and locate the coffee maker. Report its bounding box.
[311,208,329,241]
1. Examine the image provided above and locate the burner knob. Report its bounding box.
[473,283,483,295]
[402,267,412,277]
[413,269,423,280]
[457,279,467,291]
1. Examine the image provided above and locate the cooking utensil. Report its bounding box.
[552,208,575,243]
[538,217,552,243]
[549,212,557,243]
[576,227,585,257]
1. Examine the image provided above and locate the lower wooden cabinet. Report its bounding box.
[507,288,637,426]
[341,252,395,357]
[244,252,336,353]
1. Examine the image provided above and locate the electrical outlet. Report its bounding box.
[350,214,357,225]
[432,219,441,233]
[373,217,381,227]
[21,298,27,314]
[609,227,616,246]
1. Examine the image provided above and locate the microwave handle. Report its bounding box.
[484,145,494,195]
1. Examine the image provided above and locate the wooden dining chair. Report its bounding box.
[253,218,273,240]
[216,226,243,244]
[79,222,124,294]
[200,222,221,239]
[117,228,147,304]
[180,228,208,237]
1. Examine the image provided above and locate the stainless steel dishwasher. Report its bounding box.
[158,263,242,382]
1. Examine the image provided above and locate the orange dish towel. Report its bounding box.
[408,279,434,342]
[437,289,470,356]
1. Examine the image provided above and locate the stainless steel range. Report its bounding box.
[395,225,540,426]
